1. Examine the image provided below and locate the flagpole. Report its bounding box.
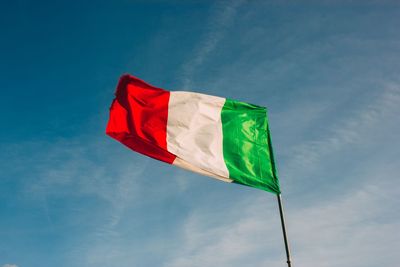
[277,193,292,267]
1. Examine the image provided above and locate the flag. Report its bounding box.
[106,74,280,194]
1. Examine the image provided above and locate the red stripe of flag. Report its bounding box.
[106,74,176,164]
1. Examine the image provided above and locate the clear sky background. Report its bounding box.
[1,1,399,267]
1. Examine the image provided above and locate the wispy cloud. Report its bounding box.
[164,195,278,267]
[283,82,400,191]
[0,135,149,265]
[289,166,400,267]
[163,165,400,267]
[180,0,245,89]
[19,137,145,207]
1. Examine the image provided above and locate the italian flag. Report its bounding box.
[106,74,280,194]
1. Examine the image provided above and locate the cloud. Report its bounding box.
[163,167,400,267]
[14,137,145,208]
[180,0,245,89]
[0,135,150,265]
[3,264,18,267]
[282,82,400,190]
[164,195,278,267]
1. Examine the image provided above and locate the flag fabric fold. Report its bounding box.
[106,74,280,194]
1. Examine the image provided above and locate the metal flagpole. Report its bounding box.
[277,193,292,267]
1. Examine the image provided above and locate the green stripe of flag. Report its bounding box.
[221,99,280,194]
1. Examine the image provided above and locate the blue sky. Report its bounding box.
[1,1,399,266]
